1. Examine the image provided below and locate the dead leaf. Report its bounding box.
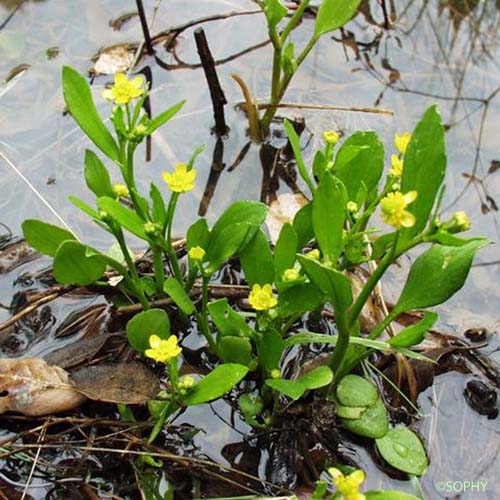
[0,357,86,416]
[44,333,122,370]
[71,362,159,404]
[0,239,38,273]
[92,45,135,75]
[265,192,308,244]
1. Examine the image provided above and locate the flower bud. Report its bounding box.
[144,221,161,237]
[282,268,300,281]
[112,183,130,198]
[323,130,340,145]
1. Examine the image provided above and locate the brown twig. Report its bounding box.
[194,28,228,136]
[135,0,154,55]
[236,101,394,115]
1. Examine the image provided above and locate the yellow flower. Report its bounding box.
[305,249,321,261]
[380,190,418,229]
[188,246,206,261]
[248,284,277,311]
[450,211,471,232]
[145,335,182,364]
[394,131,411,154]
[389,154,403,177]
[102,73,144,105]
[113,183,129,198]
[323,130,340,145]
[270,369,281,379]
[179,376,195,390]
[329,468,366,500]
[282,268,300,281]
[162,163,197,193]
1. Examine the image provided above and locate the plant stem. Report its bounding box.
[329,312,350,377]
[195,275,217,352]
[115,229,149,310]
[260,35,318,132]
[281,0,311,41]
[152,246,165,294]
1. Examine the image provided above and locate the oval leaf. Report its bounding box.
[342,398,389,438]
[184,364,248,406]
[375,426,428,476]
[126,309,171,353]
[84,149,113,197]
[265,379,305,400]
[240,228,274,286]
[62,66,119,162]
[163,277,195,315]
[314,0,362,37]
[53,241,106,285]
[336,374,378,407]
[22,219,76,257]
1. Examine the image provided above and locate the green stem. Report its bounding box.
[152,246,165,294]
[329,312,350,377]
[281,0,311,41]
[115,229,149,310]
[194,275,217,352]
[260,35,318,132]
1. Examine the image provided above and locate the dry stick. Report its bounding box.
[194,28,228,136]
[135,0,154,55]
[237,101,394,115]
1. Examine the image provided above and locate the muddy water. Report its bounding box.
[0,0,499,498]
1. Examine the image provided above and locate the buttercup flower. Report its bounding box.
[248,284,278,311]
[113,183,129,198]
[380,190,418,229]
[305,249,321,261]
[446,211,471,233]
[389,154,403,177]
[144,221,161,237]
[145,335,182,363]
[188,246,206,261]
[394,131,411,154]
[282,268,300,281]
[347,201,359,214]
[162,163,197,193]
[329,468,366,500]
[179,376,195,390]
[323,130,340,145]
[270,369,281,379]
[102,73,144,105]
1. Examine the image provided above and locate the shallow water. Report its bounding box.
[1,0,499,498]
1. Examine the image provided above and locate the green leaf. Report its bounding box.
[258,329,285,370]
[69,195,101,221]
[265,379,305,400]
[150,183,167,226]
[365,491,420,500]
[206,223,258,274]
[53,241,106,285]
[184,364,249,406]
[238,394,264,426]
[208,299,253,337]
[389,311,438,348]
[335,404,366,419]
[393,240,489,314]
[62,66,119,162]
[283,120,315,193]
[206,201,267,273]
[97,196,147,239]
[312,172,347,264]
[293,202,314,248]
[274,223,298,279]
[298,366,333,389]
[218,336,253,365]
[84,149,113,197]
[342,398,389,438]
[334,131,384,200]
[285,332,391,352]
[336,374,378,407]
[187,218,210,250]
[400,105,446,240]
[126,309,171,353]
[314,0,362,37]
[297,255,352,311]
[145,100,185,135]
[262,0,287,30]
[240,228,274,286]
[163,277,195,314]
[375,426,428,475]
[278,282,324,317]
[22,219,76,257]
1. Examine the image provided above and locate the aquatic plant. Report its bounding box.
[21,67,487,473]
